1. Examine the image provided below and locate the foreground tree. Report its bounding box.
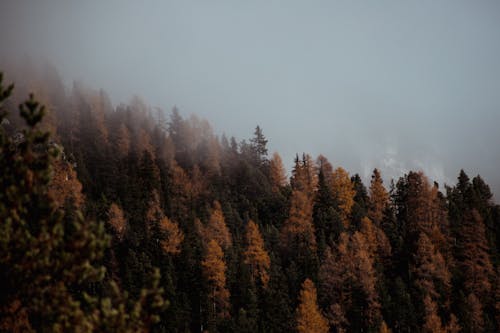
[0,76,165,332]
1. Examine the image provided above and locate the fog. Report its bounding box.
[1,0,500,197]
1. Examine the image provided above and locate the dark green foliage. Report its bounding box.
[0,75,165,332]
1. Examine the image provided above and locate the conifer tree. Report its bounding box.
[108,202,127,241]
[0,75,165,332]
[202,240,230,324]
[368,168,389,226]
[280,190,317,252]
[269,152,287,192]
[331,167,355,229]
[296,279,329,333]
[243,220,271,286]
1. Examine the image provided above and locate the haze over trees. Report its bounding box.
[1,66,500,333]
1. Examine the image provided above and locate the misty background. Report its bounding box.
[1,0,500,197]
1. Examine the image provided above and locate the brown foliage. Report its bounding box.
[48,158,84,208]
[280,190,316,252]
[422,295,446,333]
[269,152,287,192]
[412,232,451,300]
[159,217,184,255]
[368,168,389,226]
[108,203,127,241]
[296,279,329,333]
[466,293,484,333]
[460,210,493,301]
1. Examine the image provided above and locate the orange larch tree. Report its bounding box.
[202,201,232,250]
[108,203,127,241]
[269,152,288,192]
[368,168,389,226]
[331,167,355,229]
[202,239,230,323]
[243,220,271,287]
[296,279,329,333]
[280,190,317,252]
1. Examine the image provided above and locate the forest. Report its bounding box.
[1,65,500,333]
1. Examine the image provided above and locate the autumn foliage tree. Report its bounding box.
[202,239,230,325]
[243,220,271,287]
[295,279,329,333]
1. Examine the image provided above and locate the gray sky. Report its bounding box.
[1,0,500,196]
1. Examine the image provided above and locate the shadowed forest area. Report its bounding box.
[1,65,500,333]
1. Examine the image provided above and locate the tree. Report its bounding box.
[48,156,84,208]
[108,203,127,241]
[331,167,355,229]
[295,279,329,333]
[243,220,271,287]
[200,201,232,250]
[269,152,287,192]
[291,153,317,195]
[319,240,351,332]
[281,190,317,252]
[0,76,165,332]
[368,168,389,226]
[159,216,184,255]
[249,125,268,164]
[202,240,230,323]
[422,295,446,333]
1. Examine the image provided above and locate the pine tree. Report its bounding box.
[296,279,329,333]
[0,76,165,332]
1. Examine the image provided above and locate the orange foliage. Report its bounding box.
[108,203,127,241]
[331,167,355,228]
[269,152,287,192]
[203,201,232,250]
[296,279,329,333]
[159,217,184,255]
[368,168,389,226]
[243,220,270,287]
[202,240,230,318]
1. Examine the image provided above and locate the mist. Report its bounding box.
[2,0,500,196]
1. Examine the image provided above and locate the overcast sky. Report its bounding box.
[1,0,500,197]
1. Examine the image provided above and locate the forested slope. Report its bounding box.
[1,67,499,332]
